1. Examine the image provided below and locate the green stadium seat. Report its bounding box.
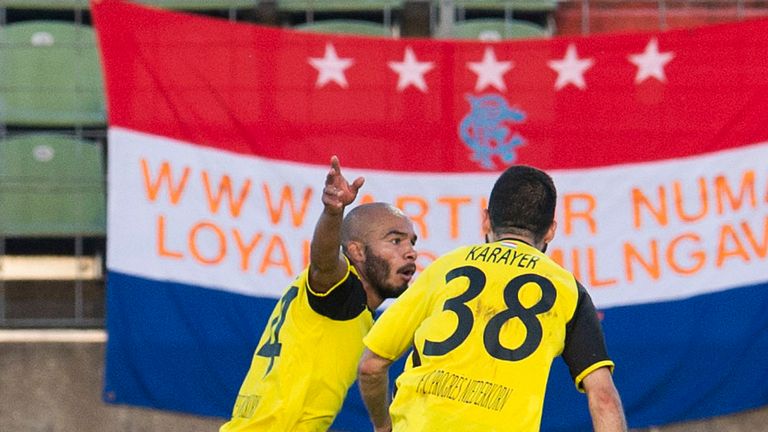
[0,20,106,127]
[1,0,257,9]
[134,0,258,8]
[277,0,402,13]
[0,134,106,237]
[295,19,393,36]
[442,18,548,40]
[0,0,89,8]
[449,0,557,12]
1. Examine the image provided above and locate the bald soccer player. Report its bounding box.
[221,156,418,432]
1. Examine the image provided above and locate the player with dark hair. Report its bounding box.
[221,156,418,432]
[358,165,627,432]
[487,165,556,247]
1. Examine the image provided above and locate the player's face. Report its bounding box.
[362,214,418,299]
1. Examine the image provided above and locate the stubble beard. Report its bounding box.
[363,247,408,300]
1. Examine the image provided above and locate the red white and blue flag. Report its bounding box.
[92,0,768,429]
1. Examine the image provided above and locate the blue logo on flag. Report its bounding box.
[459,94,526,169]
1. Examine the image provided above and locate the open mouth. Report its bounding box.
[397,264,417,280]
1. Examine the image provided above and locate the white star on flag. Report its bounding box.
[628,37,675,84]
[467,47,513,92]
[388,47,435,93]
[308,43,354,89]
[548,44,594,91]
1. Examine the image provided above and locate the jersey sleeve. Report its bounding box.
[561,281,615,392]
[306,260,368,320]
[363,267,436,361]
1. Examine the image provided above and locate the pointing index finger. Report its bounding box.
[330,155,341,173]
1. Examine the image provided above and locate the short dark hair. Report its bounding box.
[488,165,556,243]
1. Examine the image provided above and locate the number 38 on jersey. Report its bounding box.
[423,265,558,362]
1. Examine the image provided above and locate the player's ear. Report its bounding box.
[482,208,492,237]
[544,221,557,243]
[346,241,365,263]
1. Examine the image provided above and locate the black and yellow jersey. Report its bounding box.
[221,260,373,432]
[364,239,613,432]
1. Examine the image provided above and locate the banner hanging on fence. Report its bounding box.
[92,0,768,430]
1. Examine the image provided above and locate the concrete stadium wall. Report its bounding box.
[0,330,222,432]
[1,330,766,432]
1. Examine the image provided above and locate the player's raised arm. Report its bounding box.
[308,155,365,294]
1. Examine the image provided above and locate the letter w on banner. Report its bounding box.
[91,0,768,429]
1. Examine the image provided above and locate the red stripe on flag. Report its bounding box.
[92,0,768,172]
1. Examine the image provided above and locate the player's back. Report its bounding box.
[389,239,581,431]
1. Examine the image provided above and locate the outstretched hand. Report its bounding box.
[322,155,365,214]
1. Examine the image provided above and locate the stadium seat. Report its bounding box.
[1,0,257,9]
[450,0,557,12]
[1,0,89,8]
[277,0,403,13]
[0,134,106,237]
[0,20,105,127]
[135,0,258,8]
[442,18,548,40]
[295,19,393,36]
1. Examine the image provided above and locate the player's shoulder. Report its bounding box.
[529,250,578,287]
[497,242,580,292]
[430,244,483,266]
[291,267,312,289]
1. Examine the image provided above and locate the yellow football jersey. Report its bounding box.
[364,239,614,432]
[221,262,373,432]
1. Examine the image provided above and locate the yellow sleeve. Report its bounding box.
[363,266,436,361]
[574,360,615,392]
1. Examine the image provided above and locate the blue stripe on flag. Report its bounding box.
[103,272,273,418]
[103,271,405,430]
[542,281,768,431]
[104,272,768,430]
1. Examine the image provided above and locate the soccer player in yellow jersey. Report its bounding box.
[220,156,418,432]
[359,165,627,432]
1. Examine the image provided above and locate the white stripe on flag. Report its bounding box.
[107,128,768,307]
